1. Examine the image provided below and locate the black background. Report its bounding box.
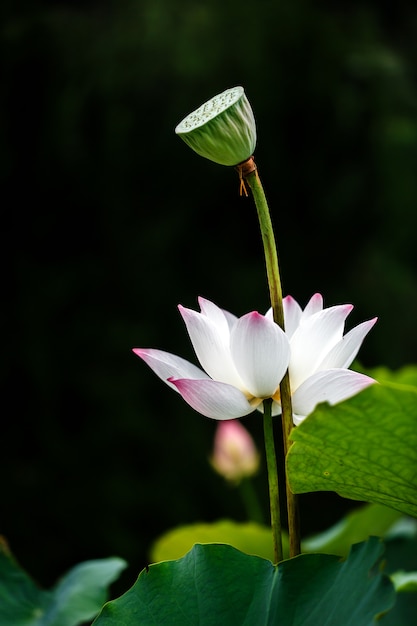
[2,0,417,596]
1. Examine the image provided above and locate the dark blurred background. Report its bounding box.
[2,0,417,595]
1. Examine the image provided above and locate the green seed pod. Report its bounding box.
[175,86,257,166]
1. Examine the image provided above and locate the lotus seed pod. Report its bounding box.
[175,86,257,166]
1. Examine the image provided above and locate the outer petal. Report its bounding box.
[291,368,376,423]
[178,305,244,388]
[289,304,353,390]
[169,378,260,420]
[132,348,209,391]
[230,312,290,398]
[317,318,378,371]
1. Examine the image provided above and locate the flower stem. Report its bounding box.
[263,398,282,564]
[280,373,301,558]
[244,164,301,558]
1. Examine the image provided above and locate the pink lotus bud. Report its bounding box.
[210,420,260,483]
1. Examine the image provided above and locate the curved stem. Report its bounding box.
[245,167,301,558]
[246,170,284,327]
[263,398,282,564]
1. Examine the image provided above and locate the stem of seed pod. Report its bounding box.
[242,161,301,558]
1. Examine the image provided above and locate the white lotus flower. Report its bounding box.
[133,294,376,424]
[133,297,290,420]
[266,293,377,425]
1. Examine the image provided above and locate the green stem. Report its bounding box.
[246,170,284,327]
[263,398,282,564]
[246,167,301,558]
[280,374,301,557]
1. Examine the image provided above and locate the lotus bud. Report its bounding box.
[175,86,257,166]
[210,420,260,483]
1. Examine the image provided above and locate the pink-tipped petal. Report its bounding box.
[197,297,233,341]
[291,368,376,422]
[301,293,324,320]
[317,317,378,371]
[132,348,209,391]
[230,312,290,398]
[289,304,354,390]
[178,305,243,388]
[169,378,259,420]
[282,296,303,338]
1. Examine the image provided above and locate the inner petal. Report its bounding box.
[289,304,353,391]
[230,312,290,398]
[282,296,303,339]
[198,297,234,342]
[179,305,245,388]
